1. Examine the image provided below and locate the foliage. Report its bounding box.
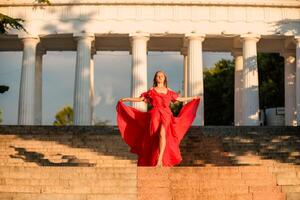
[53,106,73,126]
[203,53,284,125]
[0,85,9,93]
[36,0,51,4]
[0,109,3,124]
[0,85,9,124]
[53,106,110,126]
[94,119,110,126]
[258,53,284,109]
[204,59,235,125]
[0,0,50,34]
[170,101,183,117]
[0,14,25,34]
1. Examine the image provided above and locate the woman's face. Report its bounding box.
[155,72,165,84]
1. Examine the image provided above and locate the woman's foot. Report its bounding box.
[155,160,163,167]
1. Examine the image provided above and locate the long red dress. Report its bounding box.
[116,87,200,166]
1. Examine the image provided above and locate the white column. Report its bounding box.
[34,49,46,125]
[90,54,95,125]
[186,33,205,126]
[282,52,296,126]
[18,36,39,125]
[180,49,188,105]
[73,33,95,125]
[183,54,188,98]
[240,34,260,126]
[232,51,243,126]
[129,33,149,112]
[295,37,300,125]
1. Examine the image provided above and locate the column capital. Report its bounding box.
[129,32,150,54]
[180,47,188,56]
[185,33,205,41]
[73,32,95,41]
[280,50,295,58]
[90,44,97,57]
[91,50,97,58]
[18,34,39,40]
[240,34,260,42]
[36,48,46,56]
[281,51,296,65]
[129,32,150,41]
[19,35,40,45]
[294,36,300,44]
[231,49,243,57]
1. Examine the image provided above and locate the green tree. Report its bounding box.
[0,85,9,93]
[94,119,110,126]
[204,59,235,125]
[170,97,183,117]
[0,85,9,124]
[203,53,284,125]
[53,106,73,126]
[0,109,3,124]
[0,14,25,34]
[258,53,284,109]
[0,0,50,34]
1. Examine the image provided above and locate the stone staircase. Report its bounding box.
[0,126,299,200]
[177,126,300,200]
[0,126,137,200]
[138,167,285,200]
[0,127,137,167]
[0,166,137,200]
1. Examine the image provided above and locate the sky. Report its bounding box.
[0,51,232,125]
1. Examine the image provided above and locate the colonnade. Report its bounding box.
[16,33,300,126]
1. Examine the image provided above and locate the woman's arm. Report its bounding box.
[175,96,200,102]
[119,96,145,102]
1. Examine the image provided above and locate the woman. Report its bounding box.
[116,70,200,167]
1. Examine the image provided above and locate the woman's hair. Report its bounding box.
[153,70,168,87]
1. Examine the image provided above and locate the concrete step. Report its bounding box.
[0,178,136,186]
[0,163,137,167]
[0,166,137,196]
[0,193,137,200]
[137,167,287,200]
[0,166,137,173]
[0,185,137,194]
[0,158,136,162]
[0,153,136,159]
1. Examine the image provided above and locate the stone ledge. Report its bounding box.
[0,125,299,135]
[0,0,300,7]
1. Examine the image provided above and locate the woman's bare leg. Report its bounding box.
[156,123,166,167]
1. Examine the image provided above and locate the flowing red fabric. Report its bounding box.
[116,87,200,166]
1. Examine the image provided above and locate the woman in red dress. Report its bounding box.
[116,70,200,167]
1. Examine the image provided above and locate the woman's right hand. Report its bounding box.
[119,98,127,102]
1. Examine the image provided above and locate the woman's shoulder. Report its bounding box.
[167,87,176,93]
[167,88,179,99]
[145,87,154,94]
[147,87,154,92]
